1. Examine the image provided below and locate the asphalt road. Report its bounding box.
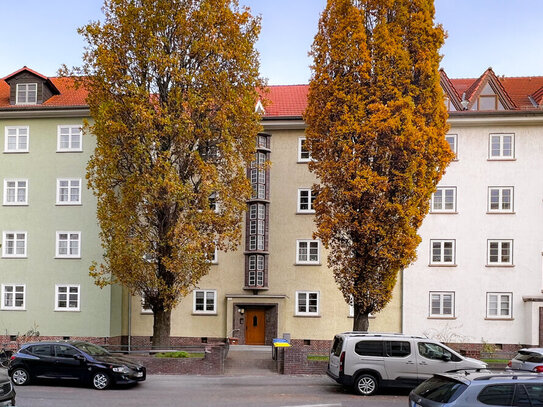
[14,374,409,407]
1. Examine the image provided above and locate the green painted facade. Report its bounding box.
[0,114,122,338]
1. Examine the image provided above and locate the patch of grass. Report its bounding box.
[307,355,329,361]
[482,358,509,364]
[155,351,205,358]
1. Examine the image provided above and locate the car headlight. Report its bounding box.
[112,366,130,374]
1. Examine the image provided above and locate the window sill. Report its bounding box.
[485,264,514,268]
[429,211,458,215]
[192,312,217,316]
[297,160,311,164]
[428,264,457,267]
[54,257,81,260]
[296,211,315,215]
[1,256,27,259]
[54,309,80,312]
[294,314,321,318]
[3,151,29,154]
[428,316,456,320]
[55,203,82,206]
[295,263,322,266]
[0,309,26,312]
[486,211,515,215]
[484,317,513,321]
[3,204,29,207]
[487,158,516,162]
[56,150,83,153]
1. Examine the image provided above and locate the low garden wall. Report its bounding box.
[276,345,328,375]
[125,343,228,375]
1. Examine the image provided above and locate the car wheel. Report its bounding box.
[92,371,111,390]
[11,368,30,386]
[354,374,378,396]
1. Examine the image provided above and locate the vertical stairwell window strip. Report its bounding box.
[248,255,265,287]
[296,291,319,316]
[249,203,265,251]
[3,179,28,205]
[429,292,454,317]
[431,187,456,213]
[193,290,217,314]
[488,187,513,213]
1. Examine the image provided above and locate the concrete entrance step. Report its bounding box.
[225,346,276,376]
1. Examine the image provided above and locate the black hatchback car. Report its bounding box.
[0,368,15,406]
[9,341,145,390]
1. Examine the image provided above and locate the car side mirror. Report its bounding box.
[73,354,85,362]
[442,354,451,362]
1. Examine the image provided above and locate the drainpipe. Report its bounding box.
[127,292,132,353]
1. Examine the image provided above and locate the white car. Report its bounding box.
[326,332,486,396]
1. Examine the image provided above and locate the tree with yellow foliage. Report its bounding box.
[70,0,263,347]
[305,0,453,331]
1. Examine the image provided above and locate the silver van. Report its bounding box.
[327,332,486,396]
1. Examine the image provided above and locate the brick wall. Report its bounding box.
[277,346,328,375]
[129,344,227,375]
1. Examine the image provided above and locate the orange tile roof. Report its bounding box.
[2,67,543,115]
[0,76,87,109]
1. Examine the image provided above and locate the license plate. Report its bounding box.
[136,372,143,377]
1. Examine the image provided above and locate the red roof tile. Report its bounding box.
[262,85,308,118]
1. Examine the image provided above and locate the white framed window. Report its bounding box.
[296,291,319,316]
[486,292,512,318]
[488,187,513,213]
[56,179,81,205]
[297,188,316,213]
[16,83,37,105]
[193,289,217,314]
[209,247,218,264]
[56,232,81,258]
[487,239,513,266]
[296,240,320,264]
[431,187,456,213]
[489,133,514,159]
[3,179,28,205]
[55,285,80,311]
[2,231,27,258]
[445,134,457,157]
[57,125,82,152]
[430,240,455,265]
[298,137,311,162]
[429,292,454,317]
[140,294,153,314]
[4,126,29,153]
[1,284,25,310]
[248,254,265,286]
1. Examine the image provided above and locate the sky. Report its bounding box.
[1,0,542,85]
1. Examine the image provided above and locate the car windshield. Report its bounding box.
[413,376,467,403]
[72,343,110,356]
[515,351,543,363]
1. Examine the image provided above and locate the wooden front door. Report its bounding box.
[245,309,266,345]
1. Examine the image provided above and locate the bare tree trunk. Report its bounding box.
[152,308,171,348]
[353,303,370,331]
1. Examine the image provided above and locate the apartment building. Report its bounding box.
[403,68,543,348]
[0,67,122,342]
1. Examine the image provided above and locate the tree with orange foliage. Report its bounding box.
[305,0,453,331]
[69,0,263,347]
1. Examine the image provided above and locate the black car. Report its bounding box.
[8,341,145,390]
[0,368,15,406]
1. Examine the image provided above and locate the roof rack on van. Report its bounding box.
[472,372,543,381]
[340,332,426,339]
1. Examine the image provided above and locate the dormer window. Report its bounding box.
[16,83,37,105]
